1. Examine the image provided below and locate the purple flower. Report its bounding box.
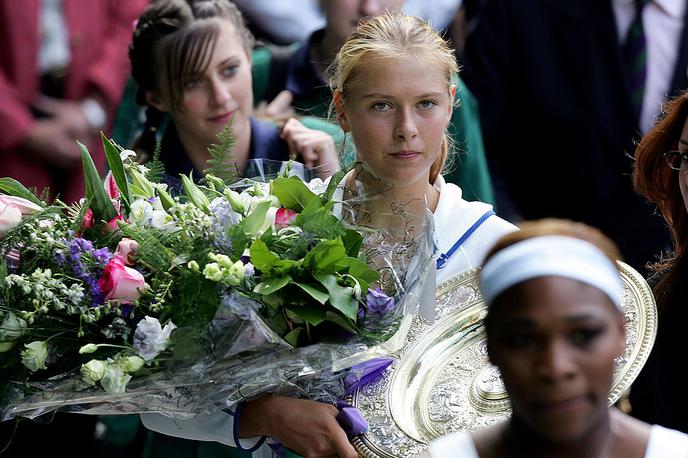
[92,247,113,267]
[54,250,66,266]
[344,356,395,394]
[366,287,396,315]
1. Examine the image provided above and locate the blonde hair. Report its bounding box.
[327,12,458,183]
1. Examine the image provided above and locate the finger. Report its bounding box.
[299,146,317,167]
[329,424,359,458]
[266,90,294,116]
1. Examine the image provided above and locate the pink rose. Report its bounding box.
[104,214,125,233]
[115,238,139,265]
[98,255,147,302]
[274,208,298,230]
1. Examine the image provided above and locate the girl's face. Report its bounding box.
[336,54,454,189]
[487,276,625,443]
[678,117,688,214]
[148,20,253,152]
[324,0,404,45]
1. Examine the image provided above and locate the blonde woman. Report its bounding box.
[143,11,515,457]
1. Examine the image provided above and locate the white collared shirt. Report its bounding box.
[612,0,687,133]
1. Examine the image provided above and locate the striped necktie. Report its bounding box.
[622,0,650,120]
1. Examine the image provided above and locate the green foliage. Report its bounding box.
[119,225,175,272]
[166,268,220,329]
[101,132,132,212]
[0,178,45,207]
[145,142,166,183]
[271,177,318,212]
[79,141,117,223]
[205,122,238,183]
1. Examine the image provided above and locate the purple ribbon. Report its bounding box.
[344,356,395,394]
[336,400,369,437]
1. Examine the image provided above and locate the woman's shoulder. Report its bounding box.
[426,431,479,458]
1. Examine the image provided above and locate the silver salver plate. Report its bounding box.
[349,261,658,457]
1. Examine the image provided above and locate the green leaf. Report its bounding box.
[181,174,210,213]
[321,167,348,203]
[242,201,272,236]
[293,282,329,304]
[101,132,132,211]
[325,311,357,334]
[254,275,291,295]
[286,304,327,326]
[341,228,363,257]
[283,327,302,347]
[249,239,279,273]
[78,141,117,223]
[128,167,155,199]
[313,273,358,321]
[271,176,318,212]
[156,186,176,212]
[304,238,346,274]
[0,178,44,207]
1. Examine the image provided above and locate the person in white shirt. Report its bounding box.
[427,219,688,458]
[142,11,515,457]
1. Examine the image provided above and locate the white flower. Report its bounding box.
[0,311,27,347]
[80,359,107,385]
[203,262,223,282]
[244,262,255,277]
[224,260,246,286]
[21,341,48,372]
[119,149,137,161]
[129,199,154,226]
[133,316,176,361]
[118,355,145,373]
[79,343,99,354]
[100,363,132,393]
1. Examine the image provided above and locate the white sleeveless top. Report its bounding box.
[427,425,688,458]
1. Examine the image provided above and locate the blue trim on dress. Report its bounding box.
[436,210,495,269]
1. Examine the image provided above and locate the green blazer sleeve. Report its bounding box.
[443,80,496,206]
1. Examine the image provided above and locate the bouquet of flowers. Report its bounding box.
[0,133,433,421]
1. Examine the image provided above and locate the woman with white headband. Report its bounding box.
[426,219,688,458]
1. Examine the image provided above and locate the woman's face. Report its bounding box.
[678,116,688,214]
[487,276,625,443]
[323,0,404,45]
[150,20,253,152]
[336,55,454,189]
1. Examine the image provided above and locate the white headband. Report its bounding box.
[479,236,624,307]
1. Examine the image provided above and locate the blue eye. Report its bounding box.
[418,100,437,110]
[222,64,238,77]
[371,102,391,111]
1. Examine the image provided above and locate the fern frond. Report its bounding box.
[145,142,166,182]
[204,121,238,183]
